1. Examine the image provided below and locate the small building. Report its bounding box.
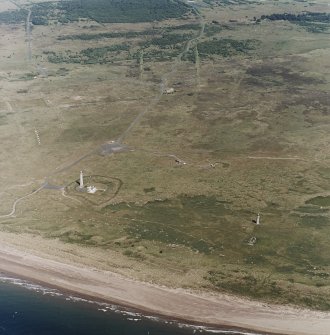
[164,88,175,94]
[87,186,97,194]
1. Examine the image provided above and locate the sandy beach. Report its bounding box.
[0,232,328,335]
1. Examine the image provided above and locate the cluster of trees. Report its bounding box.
[58,30,157,41]
[204,23,229,37]
[203,0,254,7]
[133,31,195,61]
[141,48,181,62]
[261,12,330,23]
[48,36,259,64]
[56,0,191,23]
[0,9,27,24]
[0,0,191,26]
[30,2,57,25]
[0,2,56,26]
[261,12,330,33]
[197,38,259,57]
[80,44,129,57]
[165,23,200,31]
[46,44,130,64]
[146,33,192,48]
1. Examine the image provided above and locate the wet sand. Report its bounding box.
[0,234,329,335]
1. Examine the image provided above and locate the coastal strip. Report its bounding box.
[0,236,328,335]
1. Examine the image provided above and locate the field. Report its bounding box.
[0,0,330,310]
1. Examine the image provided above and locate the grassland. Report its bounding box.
[0,0,330,312]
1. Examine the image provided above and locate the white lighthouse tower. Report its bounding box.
[79,171,84,189]
[256,213,260,225]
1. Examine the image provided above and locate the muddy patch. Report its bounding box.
[244,64,325,88]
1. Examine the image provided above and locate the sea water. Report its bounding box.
[0,273,268,335]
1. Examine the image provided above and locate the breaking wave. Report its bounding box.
[0,273,265,335]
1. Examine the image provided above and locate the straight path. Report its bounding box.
[26,9,32,61]
[117,13,205,143]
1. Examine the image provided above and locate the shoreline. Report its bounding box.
[0,237,329,335]
[0,270,271,335]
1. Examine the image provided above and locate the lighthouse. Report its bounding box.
[79,171,84,189]
[256,213,260,225]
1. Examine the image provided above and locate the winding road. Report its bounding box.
[0,185,44,219]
